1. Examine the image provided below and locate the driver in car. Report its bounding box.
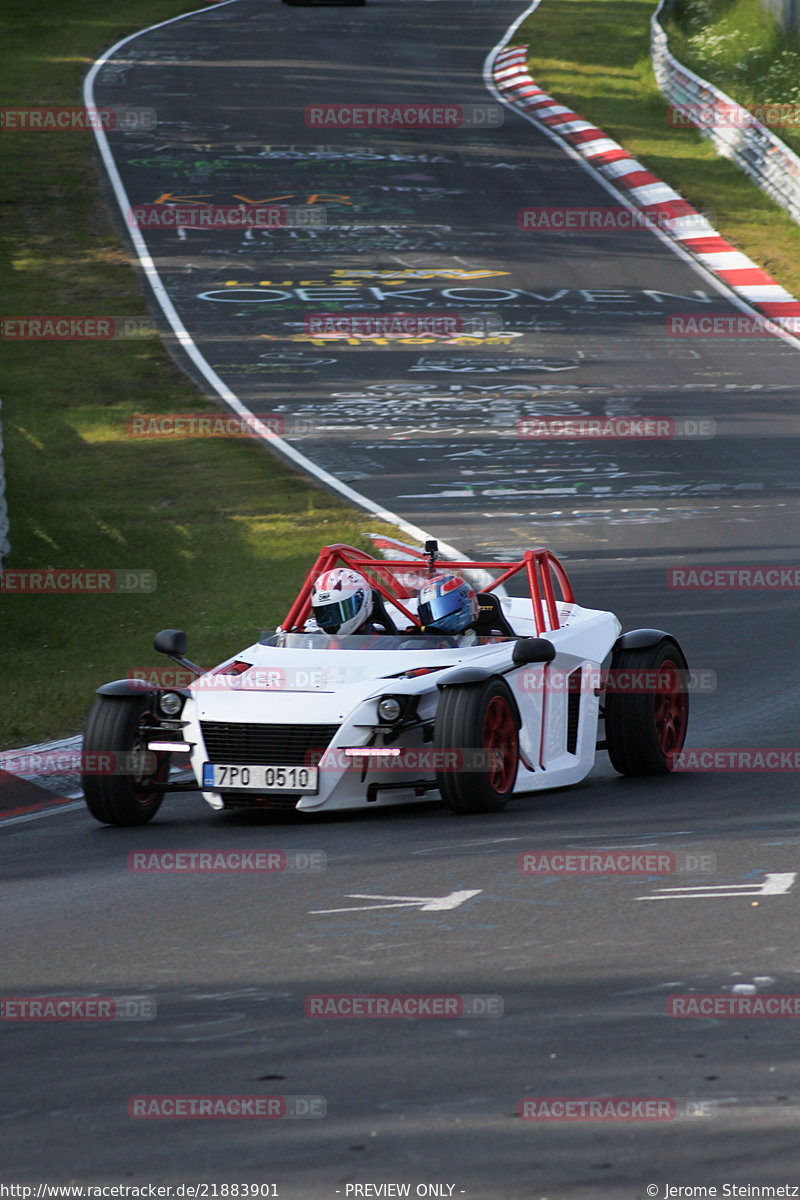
[308,568,381,635]
[417,573,479,644]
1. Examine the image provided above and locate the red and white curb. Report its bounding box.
[0,735,84,825]
[0,735,195,827]
[492,45,800,338]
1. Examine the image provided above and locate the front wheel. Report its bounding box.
[434,678,520,814]
[604,639,689,776]
[82,696,168,825]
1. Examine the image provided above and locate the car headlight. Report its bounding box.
[159,691,184,717]
[377,696,403,724]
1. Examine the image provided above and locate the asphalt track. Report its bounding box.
[89,0,800,560]
[4,1,800,1195]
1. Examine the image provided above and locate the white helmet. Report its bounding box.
[311,568,373,635]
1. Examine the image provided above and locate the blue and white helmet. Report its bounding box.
[311,568,373,635]
[417,573,478,634]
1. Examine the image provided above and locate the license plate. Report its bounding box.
[202,763,319,793]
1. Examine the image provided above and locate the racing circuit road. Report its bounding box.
[4,1,800,1195]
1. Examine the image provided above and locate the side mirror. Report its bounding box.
[512,637,556,666]
[154,628,187,657]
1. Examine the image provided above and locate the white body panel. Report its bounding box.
[179,599,622,813]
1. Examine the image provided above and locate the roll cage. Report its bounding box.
[280,544,575,636]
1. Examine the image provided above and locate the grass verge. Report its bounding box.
[519,0,800,298]
[0,0,399,749]
[663,0,800,159]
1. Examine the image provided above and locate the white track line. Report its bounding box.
[0,802,85,830]
[82,0,468,563]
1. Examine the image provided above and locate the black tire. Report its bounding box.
[82,696,168,825]
[604,639,689,776]
[434,678,520,814]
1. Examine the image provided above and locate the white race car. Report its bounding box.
[82,538,689,825]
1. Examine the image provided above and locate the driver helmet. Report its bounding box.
[311,568,373,635]
[417,573,478,634]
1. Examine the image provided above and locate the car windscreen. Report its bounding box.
[260,632,462,651]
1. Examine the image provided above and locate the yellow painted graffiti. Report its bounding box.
[259,334,523,346]
[151,191,353,206]
[221,274,509,287]
[329,269,510,280]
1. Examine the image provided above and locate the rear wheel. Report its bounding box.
[434,678,520,813]
[604,639,689,775]
[82,696,168,825]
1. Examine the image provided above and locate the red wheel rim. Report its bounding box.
[654,660,688,759]
[482,695,518,794]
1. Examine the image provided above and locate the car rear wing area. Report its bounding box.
[280,544,575,636]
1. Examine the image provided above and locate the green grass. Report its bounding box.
[664,0,800,157]
[519,0,800,298]
[0,0,399,749]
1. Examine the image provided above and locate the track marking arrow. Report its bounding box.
[637,872,796,900]
[310,889,482,914]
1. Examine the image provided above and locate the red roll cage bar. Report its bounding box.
[280,545,575,636]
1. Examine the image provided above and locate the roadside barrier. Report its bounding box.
[492,43,800,337]
[651,0,800,226]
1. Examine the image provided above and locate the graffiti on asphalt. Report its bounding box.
[196,284,714,307]
[408,357,578,373]
[256,333,523,346]
[199,270,509,287]
[233,226,495,254]
[209,362,337,376]
[326,268,510,281]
